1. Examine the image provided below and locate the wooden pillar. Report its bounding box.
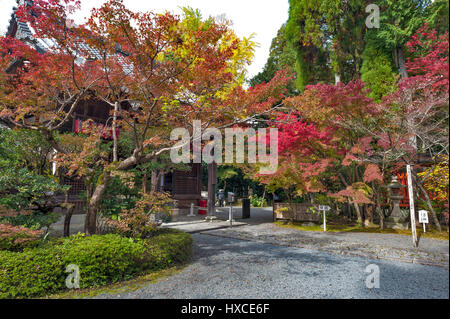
[407,165,418,247]
[207,161,217,217]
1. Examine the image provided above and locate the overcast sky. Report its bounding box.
[0,0,289,79]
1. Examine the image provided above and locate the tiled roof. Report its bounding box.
[6,3,133,74]
[6,5,52,54]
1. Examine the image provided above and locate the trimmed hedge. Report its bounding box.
[0,229,192,298]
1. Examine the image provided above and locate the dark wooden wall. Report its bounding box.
[171,163,202,207]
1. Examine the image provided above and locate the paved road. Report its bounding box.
[97,232,449,299]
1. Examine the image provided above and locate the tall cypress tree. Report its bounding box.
[249,24,297,95]
[373,0,433,78]
[285,0,333,91]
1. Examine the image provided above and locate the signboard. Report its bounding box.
[227,192,235,203]
[419,210,429,224]
[318,205,330,232]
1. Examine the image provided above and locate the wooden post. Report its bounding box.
[207,161,217,217]
[406,165,418,247]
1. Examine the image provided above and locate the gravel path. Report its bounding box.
[206,223,449,267]
[207,207,449,267]
[96,233,449,299]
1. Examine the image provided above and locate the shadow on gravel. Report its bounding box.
[353,258,449,299]
[187,233,448,299]
[191,233,344,269]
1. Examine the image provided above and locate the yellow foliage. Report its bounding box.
[418,155,449,202]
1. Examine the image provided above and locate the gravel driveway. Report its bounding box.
[96,232,449,299]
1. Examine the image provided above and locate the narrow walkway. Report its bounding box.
[161,219,247,233]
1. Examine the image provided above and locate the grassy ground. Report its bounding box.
[274,219,449,241]
[42,265,186,299]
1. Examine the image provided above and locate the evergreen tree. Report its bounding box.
[285,0,334,91]
[373,0,433,78]
[249,24,297,95]
[360,33,397,101]
[360,0,445,98]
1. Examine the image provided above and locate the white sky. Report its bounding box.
[0,0,289,79]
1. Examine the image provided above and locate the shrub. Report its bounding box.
[249,195,268,207]
[0,229,192,298]
[0,223,43,251]
[0,166,69,212]
[0,208,61,232]
[104,191,174,238]
[140,229,193,270]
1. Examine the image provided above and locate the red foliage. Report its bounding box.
[406,24,449,90]
[0,223,43,251]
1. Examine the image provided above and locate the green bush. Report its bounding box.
[249,195,268,207]
[0,229,192,298]
[140,229,193,270]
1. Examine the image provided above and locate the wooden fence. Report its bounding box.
[273,202,321,222]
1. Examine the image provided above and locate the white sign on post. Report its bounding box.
[419,210,429,223]
[419,210,429,233]
[318,205,331,231]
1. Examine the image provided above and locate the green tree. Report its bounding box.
[285,0,369,90]
[373,0,434,78]
[217,166,238,192]
[426,0,449,34]
[285,0,334,91]
[0,128,67,230]
[360,33,397,101]
[249,24,297,95]
[360,0,444,99]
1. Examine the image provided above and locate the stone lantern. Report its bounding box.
[385,175,409,230]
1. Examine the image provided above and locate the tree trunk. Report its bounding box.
[62,191,74,237]
[142,171,147,193]
[376,204,385,230]
[397,46,408,79]
[374,185,385,229]
[354,203,363,224]
[150,158,158,192]
[415,176,442,231]
[63,203,75,237]
[85,173,110,235]
[354,47,361,77]
[365,205,374,226]
[338,172,360,223]
[112,101,119,162]
[346,199,352,220]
